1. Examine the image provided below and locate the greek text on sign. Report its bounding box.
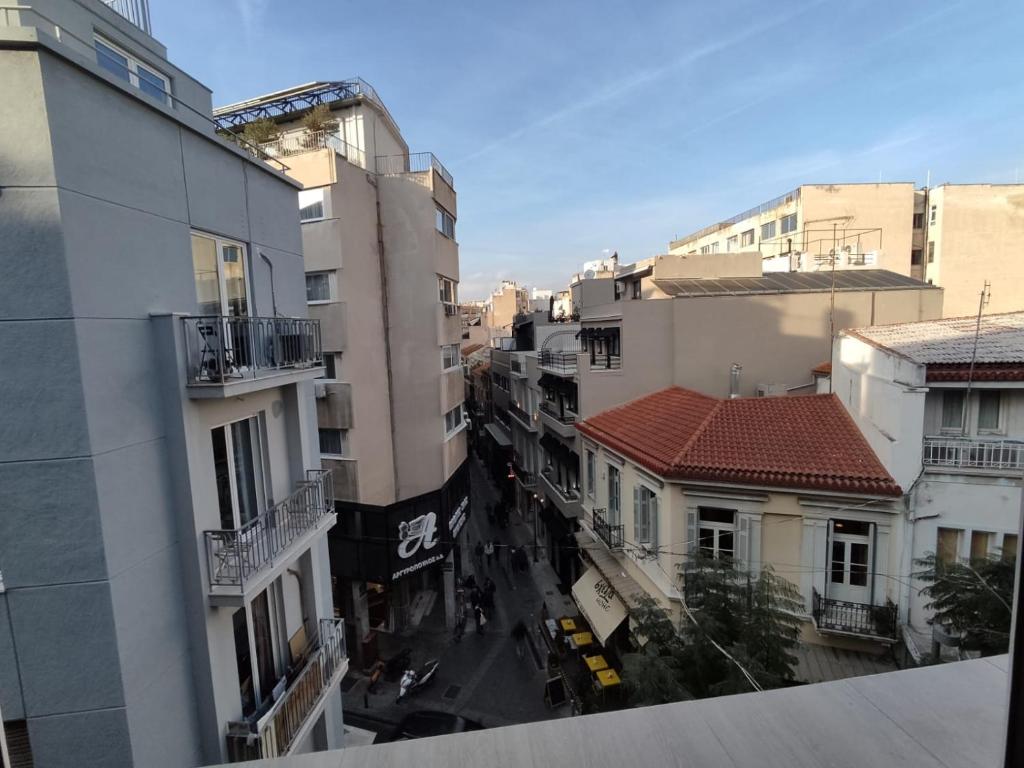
[593,578,616,612]
[397,512,439,560]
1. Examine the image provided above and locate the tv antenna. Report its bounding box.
[961,281,992,433]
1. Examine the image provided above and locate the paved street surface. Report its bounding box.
[341,457,576,739]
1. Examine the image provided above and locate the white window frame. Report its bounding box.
[780,213,798,235]
[444,403,467,440]
[607,464,621,525]
[586,450,596,498]
[977,390,1004,434]
[697,507,736,560]
[442,343,460,371]
[94,34,169,104]
[299,188,326,222]
[212,414,270,531]
[726,235,738,252]
[930,204,937,225]
[438,276,458,315]
[940,390,965,433]
[435,205,455,239]
[741,229,755,247]
[322,352,340,381]
[761,220,776,240]
[633,484,659,547]
[318,428,347,459]
[192,231,251,318]
[305,270,337,304]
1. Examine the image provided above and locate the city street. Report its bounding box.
[341,456,577,738]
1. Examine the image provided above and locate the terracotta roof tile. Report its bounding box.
[577,387,900,497]
[812,361,831,376]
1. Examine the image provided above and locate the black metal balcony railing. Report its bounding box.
[593,508,624,550]
[540,401,576,425]
[812,588,898,641]
[509,403,535,429]
[539,350,578,375]
[183,316,322,385]
[922,436,1024,471]
[205,470,334,592]
[227,617,348,761]
[541,467,580,502]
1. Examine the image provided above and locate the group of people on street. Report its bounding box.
[453,573,496,641]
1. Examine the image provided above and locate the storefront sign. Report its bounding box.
[397,512,440,560]
[449,495,470,539]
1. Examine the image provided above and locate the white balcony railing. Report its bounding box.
[226,617,348,761]
[922,436,1024,472]
[258,129,366,169]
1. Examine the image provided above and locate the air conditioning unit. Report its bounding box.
[315,382,328,399]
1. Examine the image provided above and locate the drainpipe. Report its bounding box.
[259,251,277,317]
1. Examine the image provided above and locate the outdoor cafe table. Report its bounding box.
[596,668,621,688]
[559,617,577,633]
[584,654,609,673]
[570,631,593,650]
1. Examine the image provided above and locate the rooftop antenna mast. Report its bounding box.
[961,280,992,434]
[828,222,838,393]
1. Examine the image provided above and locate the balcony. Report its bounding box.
[592,508,624,550]
[539,350,578,377]
[509,402,537,432]
[376,152,454,191]
[812,588,898,642]
[922,436,1024,473]
[587,352,622,371]
[510,356,527,377]
[205,470,335,605]
[539,402,577,440]
[540,468,581,519]
[512,452,535,488]
[100,0,151,33]
[183,316,324,398]
[226,617,348,761]
[259,129,366,169]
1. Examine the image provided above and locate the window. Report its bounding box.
[586,450,596,497]
[444,403,466,437]
[927,241,935,263]
[94,36,169,104]
[711,241,719,253]
[192,232,248,317]
[318,428,347,457]
[607,465,621,525]
[323,353,339,380]
[212,416,268,530]
[726,235,738,252]
[698,508,735,559]
[930,204,937,225]
[741,229,755,247]
[700,244,711,255]
[435,205,455,239]
[971,531,992,562]
[937,527,961,568]
[631,279,642,299]
[634,486,658,546]
[438,276,458,313]
[780,213,798,235]
[442,343,460,370]
[305,271,336,303]
[1003,534,1019,561]
[298,188,325,221]
[978,390,1001,431]
[941,390,965,431]
[830,519,872,588]
[911,248,923,266]
[913,212,924,229]
[761,220,776,240]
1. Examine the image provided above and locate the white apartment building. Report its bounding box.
[667,182,1024,317]
[831,313,1024,655]
[214,82,469,649]
[0,2,344,765]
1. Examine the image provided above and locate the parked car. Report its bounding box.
[384,710,485,742]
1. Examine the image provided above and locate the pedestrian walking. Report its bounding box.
[453,603,467,643]
[482,576,496,617]
[515,546,529,574]
[484,539,495,567]
[474,540,484,569]
[470,586,481,610]
[511,619,528,659]
[474,605,486,635]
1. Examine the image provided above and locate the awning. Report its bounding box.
[573,531,645,610]
[571,566,628,646]
[484,423,512,447]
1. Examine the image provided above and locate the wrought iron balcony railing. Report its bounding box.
[539,350,579,376]
[922,436,1024,472]
[226,617,348,761]
[540,401,576,425]
[812,588,898,641]
[540,467,580,503]
[205,470,334,593]
[592,507,624,550]
[183,316,322,386]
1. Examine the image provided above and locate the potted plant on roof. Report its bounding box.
[301,105,338,150]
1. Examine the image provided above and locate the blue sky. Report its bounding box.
[155,1,1024,299]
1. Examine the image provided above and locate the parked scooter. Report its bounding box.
[384,648,413,682]
[396,659,440,703]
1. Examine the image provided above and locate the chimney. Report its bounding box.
[729,363,742,399]
[611,251,619,270]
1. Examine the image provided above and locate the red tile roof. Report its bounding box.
[812,361,831,376]
[925,363,1024,382]
[577,387,901,497]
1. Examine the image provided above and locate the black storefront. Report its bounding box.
[539,502,579,593]
[329,460,470,662]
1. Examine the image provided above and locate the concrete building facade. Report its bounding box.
[0,2,344,765]
[214,82,470,652]
[667,182,1024,317]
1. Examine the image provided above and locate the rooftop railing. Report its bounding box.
[539,350,579,376]
[258,129,366,168]
[100,0,151,34]
[226,617,348,761]
[182,316,322,386]
[375,152,454,190]
[205,470,334,593]
[923,436,1024,472]
[672,188,801,248]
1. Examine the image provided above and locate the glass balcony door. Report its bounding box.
[212,415,269,531]
[829,520,872,604]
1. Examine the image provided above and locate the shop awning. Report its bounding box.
[571,566,628,646]
[573,531,646,610]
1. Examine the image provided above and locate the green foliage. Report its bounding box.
[301,104,338,135]
[620,596,691,706]
[914,551,1014,655]
[240,117,280,146]
[740,566,804,687]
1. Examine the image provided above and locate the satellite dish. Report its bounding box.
[584,269,596,279]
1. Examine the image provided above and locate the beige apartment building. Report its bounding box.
[215,82,469,654]
[667,182,1024,316]
[481,280,530,340]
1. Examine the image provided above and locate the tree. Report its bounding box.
[914,551,1015,656]
[240,117,280,147]
[740,566,804,688]
[620,596,691,707]
[301,104,338,135]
